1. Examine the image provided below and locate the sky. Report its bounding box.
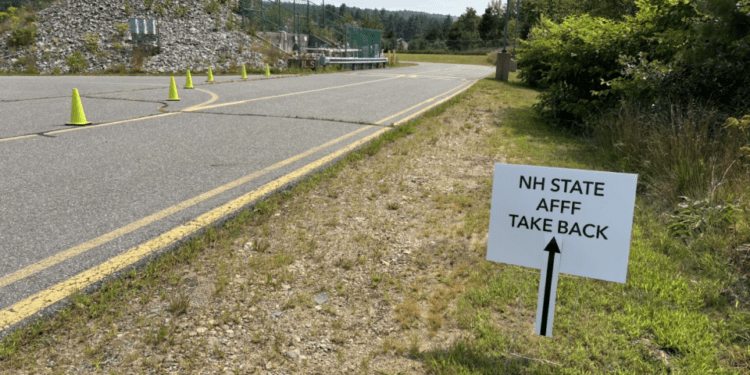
[308,0,504,18]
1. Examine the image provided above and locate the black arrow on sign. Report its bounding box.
[540,237,561,336]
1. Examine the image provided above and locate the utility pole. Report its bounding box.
[497,0,512,81]
[513,0,520,57]
[502,0,511,53]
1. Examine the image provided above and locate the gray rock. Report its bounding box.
[314,293,329,305]
[271,311,282,318]
[285,349,300,359]
[0,0,293,74]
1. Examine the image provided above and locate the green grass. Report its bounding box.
[416,76,750,374]
[396,53,495,66]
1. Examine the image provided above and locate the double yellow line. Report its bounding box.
[0,77,477,332]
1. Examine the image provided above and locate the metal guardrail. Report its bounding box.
[320,56,388,70]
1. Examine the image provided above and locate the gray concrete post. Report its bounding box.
[496,52,511,82]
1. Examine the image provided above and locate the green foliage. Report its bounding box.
[205,0,220,14]
[174,4,189,17]
[66,51,86,73]
[7,24,36,47]
[226,11,235,31]
[445,7,482,50]
[83,33,99,53]
[359,13,384,30]
[154,2,166,16]
[668,197,739,238]
[591,101,748,206]
[0,12,10,23]
[519,14,634,127]
[114,23,128,39]
[124,0,131,15]
[520,0,750,128]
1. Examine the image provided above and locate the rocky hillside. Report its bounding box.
[0,0,283,74]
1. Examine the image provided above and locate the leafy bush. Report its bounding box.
[83,33,99,53]
[668,197,739,239]
[226,12,235,31]
[519,0,750,128]
[205,0,220,14]
[66,51,86,73]
[115,23,128,39]
[7,24,36,47]
[174,4,189,17]
[519,13,644,128]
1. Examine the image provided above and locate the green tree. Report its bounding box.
[425,26,442,40]
[446,7,481,50]
[359,13,383,30]
[479,5,502,41]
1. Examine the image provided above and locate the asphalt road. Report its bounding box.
[0,62,494,335]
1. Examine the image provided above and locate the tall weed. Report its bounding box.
[591,101,749,208]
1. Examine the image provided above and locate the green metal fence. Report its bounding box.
[345,26,381,58]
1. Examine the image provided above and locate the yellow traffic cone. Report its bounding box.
[184,69,194,89]
[207,66,214,83]
[66,88,91,126]
[265,63,270,76]
[168,76,180,101]
[241,64,247,80]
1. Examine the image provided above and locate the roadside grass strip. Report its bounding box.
[1,74,748,374]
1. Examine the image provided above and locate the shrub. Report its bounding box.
[591,101,750,207]
[66,51,87,73]
[226,12,235,31]
[174,5,189,17]
[205,0,220,14]
[520,0,750,129]
[131,45,146,72]
[519,14,637,128]
[115,23,129,39]
[83,33,99,53]
[7,24,36,47]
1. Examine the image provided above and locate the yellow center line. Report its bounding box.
[0,78,475,291]
[0,77,480,332]
[183,88,219,111]
[0,125,373,290]
[0,75,464,291]
[374,80,473,125]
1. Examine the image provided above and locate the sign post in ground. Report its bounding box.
[487,164,638,337]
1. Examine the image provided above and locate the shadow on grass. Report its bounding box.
[420,341,567,374]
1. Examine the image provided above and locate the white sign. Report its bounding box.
[486,164,637,336]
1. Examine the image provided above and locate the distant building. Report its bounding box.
[396,38,409,51]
